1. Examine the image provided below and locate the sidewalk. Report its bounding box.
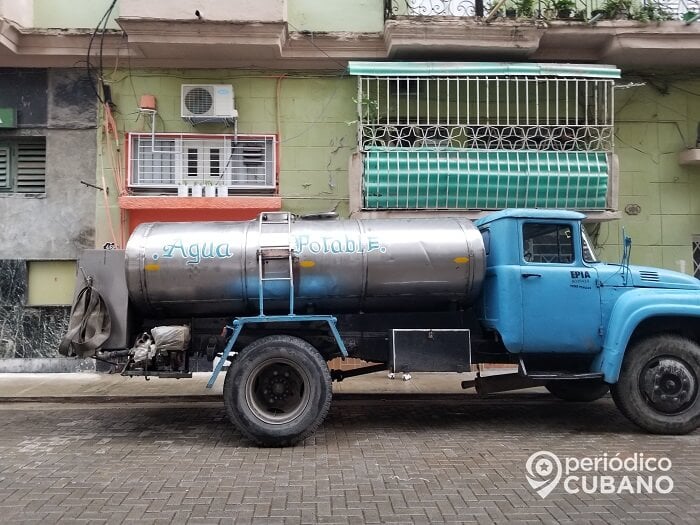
[0,369,543,401]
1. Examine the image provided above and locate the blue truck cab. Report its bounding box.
[475,209,700,434]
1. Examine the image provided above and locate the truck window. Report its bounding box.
[481,229,491,255]
[523,223,574,264]
[582,227,598,263]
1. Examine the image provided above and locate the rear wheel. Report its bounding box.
[546,379,609,402]
[223,335,331,446]
[611,335,700,434]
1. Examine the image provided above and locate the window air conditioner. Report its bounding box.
[181,84,238,125]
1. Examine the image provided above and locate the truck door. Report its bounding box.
[520,221,602,353]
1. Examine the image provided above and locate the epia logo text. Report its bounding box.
[525,451,674,499]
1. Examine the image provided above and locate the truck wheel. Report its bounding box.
[611,335,700,435]
[546,380,609,402]
[223,335,331,446]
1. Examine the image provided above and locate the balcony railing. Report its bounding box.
[386,0,700,21]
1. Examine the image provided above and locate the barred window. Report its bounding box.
[128,133,276,194]
[349,62,619,211]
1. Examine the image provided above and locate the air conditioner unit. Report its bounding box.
[181,84,238,125]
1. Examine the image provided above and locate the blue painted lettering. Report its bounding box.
[160,239,233,265]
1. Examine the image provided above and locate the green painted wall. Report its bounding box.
[595,79,700,276]
[288,0,384,32]
[97,70,700,278]
[33,0,118,29]
[96,70,356,245]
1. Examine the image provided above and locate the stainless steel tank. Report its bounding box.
[125,214,485,317]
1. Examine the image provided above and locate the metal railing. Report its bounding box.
[357,76,615,152]
[386,0,700,21]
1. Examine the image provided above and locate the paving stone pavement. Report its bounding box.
[0,395,697,524]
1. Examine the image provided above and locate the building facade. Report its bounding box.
[1,0,699,369]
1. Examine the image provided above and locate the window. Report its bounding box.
[523,223,574,264]
[349,62,618,211]
[0,138,47,193]
[694,236,700,278]
[128,133,277,193]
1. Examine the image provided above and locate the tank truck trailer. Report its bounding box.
[64,209,700,446]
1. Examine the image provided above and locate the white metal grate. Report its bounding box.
[128,133,276,192]
[693,236,700,278]
[357,76,615,152]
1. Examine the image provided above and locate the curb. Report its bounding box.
[0,392,557,404]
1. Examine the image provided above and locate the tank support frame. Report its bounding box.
[206,314,348,389]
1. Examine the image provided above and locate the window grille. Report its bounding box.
[128,133,276,192]
[0,139,47,194]
[693,236,700,278]
[357,75,615,152]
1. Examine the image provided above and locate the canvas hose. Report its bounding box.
[59,283,111,358]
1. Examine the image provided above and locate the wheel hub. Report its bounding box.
[246,359,310,425]
[640,357,697,415]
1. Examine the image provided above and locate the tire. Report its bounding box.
[611,335,700,435]
[546,380,610,402]
[223,335,331,446]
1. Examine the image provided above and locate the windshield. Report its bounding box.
[582,228,598,263]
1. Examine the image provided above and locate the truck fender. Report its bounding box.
[592,288,700,383]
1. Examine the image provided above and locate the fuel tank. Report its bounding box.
[125,214,486,317]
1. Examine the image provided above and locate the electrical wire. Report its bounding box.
[86,0,118,104]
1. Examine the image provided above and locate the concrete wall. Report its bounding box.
[118,0,286,23]
[288,0,384,32]
[595,79,700,275]
[0,69,97,260]
[0,68,97,370]
[33,0,119,29]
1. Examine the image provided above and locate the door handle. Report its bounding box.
[522,273,542,278]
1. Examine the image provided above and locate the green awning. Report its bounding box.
[363,148,609,210]
[348,61,621,79]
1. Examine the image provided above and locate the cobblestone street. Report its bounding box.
[0,394,697,524]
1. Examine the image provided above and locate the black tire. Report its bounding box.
[223,335,331,446]
[546,380,610,402]
[611,335,700,435]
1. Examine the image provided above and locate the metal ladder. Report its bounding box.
[257,211,295,316]
[206,212,349,389]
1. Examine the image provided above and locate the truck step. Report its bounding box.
[121,370,192,379]
[524,371,604,381]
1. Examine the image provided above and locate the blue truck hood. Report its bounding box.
[597,264,700,290]
[630,265,700,290]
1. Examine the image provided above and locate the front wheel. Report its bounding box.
[223,335,332,446]
[611,335,700,434]
[546,380,609,402]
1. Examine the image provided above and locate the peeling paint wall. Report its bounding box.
[595,79,700,275]
[98,70,356,244]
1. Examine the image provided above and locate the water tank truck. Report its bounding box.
[65,210,700,445]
